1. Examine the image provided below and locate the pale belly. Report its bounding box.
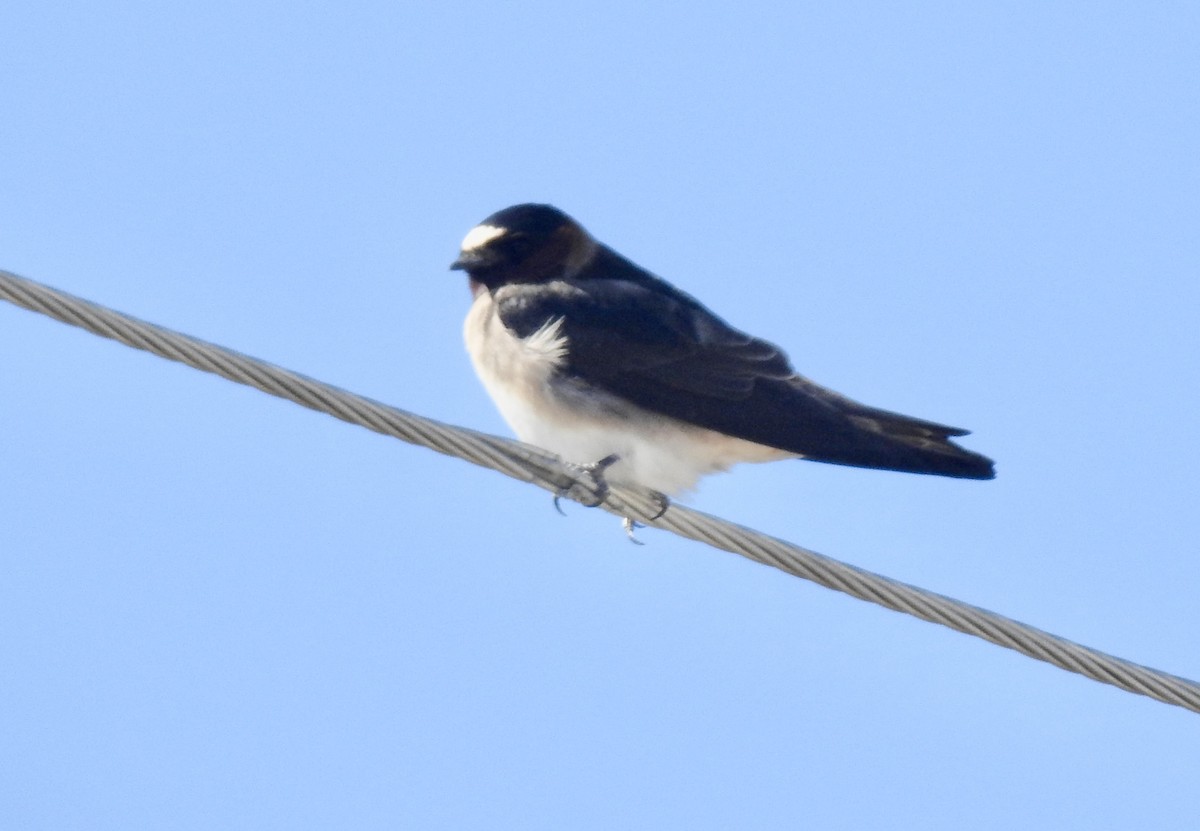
[464,292,792,495]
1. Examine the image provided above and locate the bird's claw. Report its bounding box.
[551,457,670,546]
[647,491,670,521]
[620,491,669,544]
[622,516,646,545]
[553,453,620,510]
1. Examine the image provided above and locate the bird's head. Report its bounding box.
[451,203,597,291]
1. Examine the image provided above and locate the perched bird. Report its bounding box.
[452,203,994,499]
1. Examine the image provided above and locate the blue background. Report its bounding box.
[2,3,1198,828]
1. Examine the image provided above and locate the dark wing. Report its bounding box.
[496,263,994,479]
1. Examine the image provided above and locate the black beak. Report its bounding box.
[450,250,493,272]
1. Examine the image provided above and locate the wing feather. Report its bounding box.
[494,256,994,479]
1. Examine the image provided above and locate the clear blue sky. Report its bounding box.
[3,2,1198,828]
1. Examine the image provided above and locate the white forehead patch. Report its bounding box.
[460,223,507,252]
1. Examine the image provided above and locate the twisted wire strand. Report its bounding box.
[3,268,1197,714]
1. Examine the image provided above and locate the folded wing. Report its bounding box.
[496,259,995,480]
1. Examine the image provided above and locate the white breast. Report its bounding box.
[463,289,793,495]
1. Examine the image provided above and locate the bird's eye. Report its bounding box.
[501,233,535,259]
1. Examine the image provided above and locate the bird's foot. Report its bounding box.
[620,491,670,545]
[551,457,670,546]
[647,491,670,521]
[552,453,621,512]
[622,517,645,545]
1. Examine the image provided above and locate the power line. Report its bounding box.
[3,267,1198,714]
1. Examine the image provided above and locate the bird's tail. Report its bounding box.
[836,403,996,479]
